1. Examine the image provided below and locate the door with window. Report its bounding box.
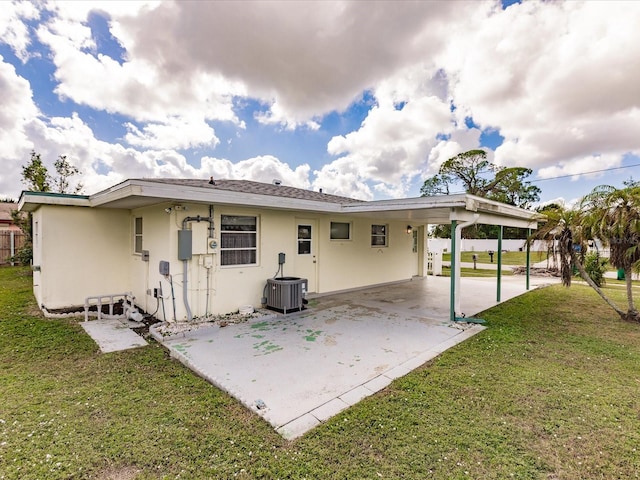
[295,219,317,293]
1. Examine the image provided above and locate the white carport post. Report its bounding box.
[451,214,479,321]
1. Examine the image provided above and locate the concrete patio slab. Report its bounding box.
[81,319,147,353]
[152,274,558,439]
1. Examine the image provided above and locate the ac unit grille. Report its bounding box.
[266,277,307,314]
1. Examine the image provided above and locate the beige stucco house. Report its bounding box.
[18,178,540,321]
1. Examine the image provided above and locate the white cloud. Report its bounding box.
[0,1,40,61]
[124,117,219,150]
[202,156,311,190]
[115,1,477,126]
[3,0,640,204]
[316,67,455,199]
[537,154,622,182]
[439,1,640,174]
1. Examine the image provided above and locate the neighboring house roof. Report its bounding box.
[18,178,543,229]
[0,203,19,228]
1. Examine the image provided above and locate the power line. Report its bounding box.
[530,163,640,183]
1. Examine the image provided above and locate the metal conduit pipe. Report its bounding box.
[181,213,215,322]
[454,214,480,317]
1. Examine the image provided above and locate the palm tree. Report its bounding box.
[531,201,630,320]
[580,185,640,322]
[530,204,580,287]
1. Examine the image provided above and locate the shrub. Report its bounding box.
[583,251,607,287]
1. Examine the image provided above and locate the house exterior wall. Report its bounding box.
[315,217,415,293]
[32,205,131,310]
[31,202,424,318]
[127,203,423,319]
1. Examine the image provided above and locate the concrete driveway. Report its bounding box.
[151,275,555,439]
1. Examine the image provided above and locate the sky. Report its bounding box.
[1,0,640,207]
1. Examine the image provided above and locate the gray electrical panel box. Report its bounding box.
[178,230,192,260]
[141,250,150,262]
[159,260,170,275]
[278,252,286,264]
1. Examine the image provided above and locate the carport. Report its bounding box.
[342,194,542,322]
[151,274,555,439]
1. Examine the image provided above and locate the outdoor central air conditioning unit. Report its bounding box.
[266,277,307,314]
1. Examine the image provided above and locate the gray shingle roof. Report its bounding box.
[138,178,365,204]
[0,203,17,223]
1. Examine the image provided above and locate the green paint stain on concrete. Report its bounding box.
[252,340,283,356]
[251,334,265,339]
[251,321,272,331]
[173,344,190,352]
[304,329,323,342]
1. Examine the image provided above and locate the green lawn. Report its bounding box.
[440,266,514,278]
[1,267,639,479]
[443,250,550,265]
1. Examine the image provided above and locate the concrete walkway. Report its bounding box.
[151,275,558,439]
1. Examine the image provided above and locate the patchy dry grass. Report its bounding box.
[1,267,639,479]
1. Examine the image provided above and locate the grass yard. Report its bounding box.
[443,250,550,265]
[440,266,514,278]
[1,267,639,479]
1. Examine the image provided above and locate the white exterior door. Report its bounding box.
[295,219,318,293]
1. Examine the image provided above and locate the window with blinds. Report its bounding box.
[220,215,258,266]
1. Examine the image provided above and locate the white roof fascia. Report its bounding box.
[450,210,538,229]
[89,181,143,206]
[343,193,539,228]
[90,179,344,213]
[18,192,91,212]
[341,194,468,214]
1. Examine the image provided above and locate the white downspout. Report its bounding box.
[454,214,480,317]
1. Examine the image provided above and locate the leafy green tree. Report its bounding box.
[21,151,51,192]
[421,149,541,208]
[21,151,84,194]
[53,155,83,194]
[423,149,540,238]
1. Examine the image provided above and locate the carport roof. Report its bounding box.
[19,178,542,228]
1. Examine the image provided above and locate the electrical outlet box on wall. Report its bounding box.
[191,221,209,255]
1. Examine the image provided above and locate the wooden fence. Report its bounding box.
[0,230,26,265]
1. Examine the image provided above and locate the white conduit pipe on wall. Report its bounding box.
[181,211,215,322]
[454,214,480,317]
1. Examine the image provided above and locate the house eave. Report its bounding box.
[89,179,344,213]
[342,193,541,229]
[18,191,91,212]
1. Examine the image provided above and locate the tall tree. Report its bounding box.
[423,149,540,238]
[21,151,51,192]
[53,155,83,194]
[20,151,83,194]
[421,149,541,209]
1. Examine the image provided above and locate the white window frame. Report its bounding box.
[330,221,351,241]
[371,224,388,247]
[297,224,312,255]
[134,217,143,254]
[220,215,258,267]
